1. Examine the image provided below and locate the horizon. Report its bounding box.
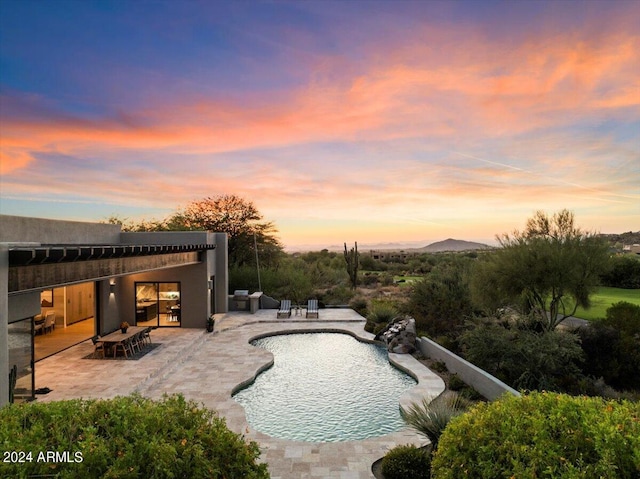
[1,1,638,249]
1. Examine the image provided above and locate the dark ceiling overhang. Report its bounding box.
[7,244,216,293]
[9,243,215,266]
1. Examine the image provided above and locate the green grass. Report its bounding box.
[572,287,640,320]
[394,275,423,286]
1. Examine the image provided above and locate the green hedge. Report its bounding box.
[0,394,269,479]
[431,391,640,478]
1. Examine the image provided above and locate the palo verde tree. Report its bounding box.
[344,242,359,289]
[470,209,609,330]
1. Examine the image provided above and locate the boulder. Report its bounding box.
[375,316,417,354]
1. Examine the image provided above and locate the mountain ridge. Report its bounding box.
[415,238,492,252]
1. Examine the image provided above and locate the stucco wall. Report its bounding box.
[8,292,41,323]
[117,261,209,330]
[416,336,520,400]
[0,245,9,406]
[120,231,211,245]
[0,215,120,244]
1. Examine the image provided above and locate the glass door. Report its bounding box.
[8,317,34,403]
[135,282,180,327]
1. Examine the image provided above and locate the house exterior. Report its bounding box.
[1,215,228,406]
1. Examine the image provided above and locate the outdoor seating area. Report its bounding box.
[92,326,152,359]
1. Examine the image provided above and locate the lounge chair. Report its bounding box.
[277,299,292,318]
[306,299,319,318]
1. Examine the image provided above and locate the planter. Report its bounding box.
[121,328,128,333]
[206,317,215,333]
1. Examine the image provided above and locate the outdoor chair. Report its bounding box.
[277,299,292,318]
[130,332,142,354]
[91,335,105,359]
[306,299,319,318]
[113,338,133,358]
[142,326,152,346]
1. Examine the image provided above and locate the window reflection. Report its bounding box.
[8,318,34,402]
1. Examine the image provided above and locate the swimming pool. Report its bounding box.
[232,332,417,442]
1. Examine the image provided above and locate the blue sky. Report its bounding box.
[1,0,638,249]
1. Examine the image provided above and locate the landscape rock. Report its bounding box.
[375,316,417,354]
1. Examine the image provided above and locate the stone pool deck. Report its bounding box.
[35,308,445,479]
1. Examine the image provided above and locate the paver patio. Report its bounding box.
[35,308,445,479]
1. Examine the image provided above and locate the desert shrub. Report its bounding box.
[577,302,640,392]
[381,444,431,479]
[360,273,379,286]
[431,391,640,479]
[400,392,470,450]
[405,262,473,337]
[367,303,398,323]
[319,284,353,305]
[461,319,585,392]
[349,296,368,317]
[603,301,640,336]
[447,374,465,391]
[430,361,448,373]
[0,394,269,479]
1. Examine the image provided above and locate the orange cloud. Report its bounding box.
[2,22,638,176]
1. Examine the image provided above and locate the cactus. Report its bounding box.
[344,242,359,289]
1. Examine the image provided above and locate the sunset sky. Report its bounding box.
[1,0,638,250]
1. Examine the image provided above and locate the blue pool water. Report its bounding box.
[233,332,417,442]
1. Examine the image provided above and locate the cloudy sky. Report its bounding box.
[1,0,638,249]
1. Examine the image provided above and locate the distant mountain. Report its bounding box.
[286,238,494,253]
[417,238,492,252]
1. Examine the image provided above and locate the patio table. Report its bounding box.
[96,326,150,358]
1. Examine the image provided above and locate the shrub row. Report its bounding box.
[0,394,269,479]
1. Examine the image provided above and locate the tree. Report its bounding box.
[405,260,473,338]
[470,209,609,330]
[601,255,640,289]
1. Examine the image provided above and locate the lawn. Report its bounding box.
[572,287,640,320]
[394,275,423,286]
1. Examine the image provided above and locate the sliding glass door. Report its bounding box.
[135,282,180,327]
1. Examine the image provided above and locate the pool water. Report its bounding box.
[233,332,417,442]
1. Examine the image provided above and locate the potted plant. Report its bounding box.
[120,321,129,333]
[206,315,215,333]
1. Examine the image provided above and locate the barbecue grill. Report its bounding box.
[233,290,249,310]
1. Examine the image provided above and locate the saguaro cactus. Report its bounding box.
[344,242,359,289]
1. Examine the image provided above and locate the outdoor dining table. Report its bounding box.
[96,326,150,358]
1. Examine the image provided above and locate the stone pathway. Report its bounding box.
[35,309,445,478]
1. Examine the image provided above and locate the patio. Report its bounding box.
[34,308,445,479]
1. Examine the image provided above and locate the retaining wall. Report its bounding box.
[416,336,520,401]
